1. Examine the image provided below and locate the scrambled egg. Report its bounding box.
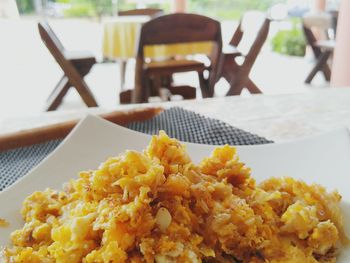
[1,132,347,262]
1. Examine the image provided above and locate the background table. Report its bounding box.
[102,16,150,60]
[2,88,350,143]
[102,16,213,59]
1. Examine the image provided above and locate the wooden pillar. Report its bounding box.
[313,0,326,11]
[331,0,350,87]
[172,0,187,13]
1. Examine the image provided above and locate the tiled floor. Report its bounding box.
[0,18,330,119]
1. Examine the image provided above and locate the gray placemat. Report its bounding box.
[0,107,272,191]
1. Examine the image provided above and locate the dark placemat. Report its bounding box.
[0,107,272,191]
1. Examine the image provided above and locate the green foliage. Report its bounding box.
[63,2,95,17]
[16,0,34,14]
[16,0,283,19]
[92,0,114,17]
[271,21,306,57]
[187,0,281,19]
[61,0,281,19]
[62,0,114,17]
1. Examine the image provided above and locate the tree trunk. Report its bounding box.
[331,0,350,87]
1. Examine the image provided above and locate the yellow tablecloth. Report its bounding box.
[102,16,213,60]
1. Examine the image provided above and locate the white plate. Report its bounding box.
[1,115,349,260]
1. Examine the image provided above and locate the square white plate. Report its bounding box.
[1,115,349,260]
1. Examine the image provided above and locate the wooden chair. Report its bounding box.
[132,13,222,103]
[118,8,163,18]
[216,12,270,96]
[38,21,98,111]
[302,13,335,84]
[304,36,334,84]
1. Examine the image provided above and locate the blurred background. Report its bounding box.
[0,0,341,117]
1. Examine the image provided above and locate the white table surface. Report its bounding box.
[1,88,350,142]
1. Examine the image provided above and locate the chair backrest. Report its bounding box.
[229,11,268,51]
[301,13,331,58]
[137,13,222,57]
[38,21,65,55]
[38,21,71,74]
[244,17,270,66]
[229,12,270,69]
[302,12,333,43]
[118,8,163,17]
[303,12,332,31]
[38,21,81,81]
[302,23,324,59]
[329,10,338,36]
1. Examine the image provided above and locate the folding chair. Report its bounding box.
[302,13,335,84]
[132,13,222,103]
[217,12,271,96]
[38,21,98,111]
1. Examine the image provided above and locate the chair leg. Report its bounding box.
[198,71,211,98]
[305,51,332,84]
[303,26,332,82]
[45,76,70,111]
[321,56,332,81]
[132,58,146,103]
[227,82,243,96]
[46,75,67,102]
[150,76,162,97]
[246,78,262,94]
[216,55,240,95]
[161,75,173,89]
[144,76,152,102]
[118,59,127,89]
[227,72,247,96]
[72,77,98,107]
[216,54,239,81]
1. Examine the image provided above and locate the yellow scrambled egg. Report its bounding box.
[1,131,347,262]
